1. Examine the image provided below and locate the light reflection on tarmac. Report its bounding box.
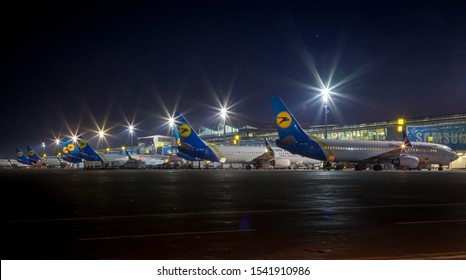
[1,169,465,259]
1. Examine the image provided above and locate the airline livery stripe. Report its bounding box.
[206,141,225,160]
[310,134,334,158]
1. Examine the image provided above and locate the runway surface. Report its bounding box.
[1,169,465,259]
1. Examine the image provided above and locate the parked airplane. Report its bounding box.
[174,112,321,168]
[59,137,84,164]
[270,95,459,170]
[172,124,204,162]
[26,146,62,167]
[124,149,168,167]
[16,147,34,166]
[0,157,30,168]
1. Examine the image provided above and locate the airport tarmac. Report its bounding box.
[1,169,465,260]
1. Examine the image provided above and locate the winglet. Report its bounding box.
[265,139,275,157]
[402,130,412,147]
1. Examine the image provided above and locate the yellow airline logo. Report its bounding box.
[17,151,23,157]
[28,150,35,156]
[179,124,191,137]
[67,144,75,152]
[78,140,87,149]
[276,111,292,129]
[177,138,181,146]
[63,147,69,154]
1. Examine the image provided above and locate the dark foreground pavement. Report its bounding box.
[1,169,465,259]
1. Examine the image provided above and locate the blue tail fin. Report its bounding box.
[171,124,201,161]
[16,147,33,165]
[174,112,225,162]
[76,135,106,162]
[26,146,42,163]
[60,137,82,163]
[270,96,311,142]
[26,146,48,166]
[270,96,326,160]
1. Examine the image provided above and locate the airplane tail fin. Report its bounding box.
[16,147,32,165]
[76,135,107,162]
[174,112,206,149]
[26,145,48,166]
[26,146,42,162]
[171,125,202,161]
[270,96,327,161]
[59,137,82,163]
[174,112,225,162]
[60,138,79,156]
[172,123,182,148]
[270,95,311,143]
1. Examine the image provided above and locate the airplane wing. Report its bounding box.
[247,140,275,167]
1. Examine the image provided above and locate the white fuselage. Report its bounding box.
[131,154,167,166]
[319,139,458,166]
[216,145,320,165]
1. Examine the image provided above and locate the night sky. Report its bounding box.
[1,0,465,157]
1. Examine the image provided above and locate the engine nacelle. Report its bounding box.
[271,158,291,169]
[393,155,419,169]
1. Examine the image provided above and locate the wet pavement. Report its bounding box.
[1,169,465,259]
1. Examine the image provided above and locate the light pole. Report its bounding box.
[220,107,227,144]
[321,88,330,139]
[55,138,60,156]
[98,130,105,152]
[168,117,175,155]
[128,125,134,154]
[42,142,46,157]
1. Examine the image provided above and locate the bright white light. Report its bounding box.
[55,139,60,145]
[220,107,228,120]
[128,125,134,135]
[42,142,45,148]
[72,135,78,142]
[98,130,105,139]
[321,87,330,103]
[168,117,175,128]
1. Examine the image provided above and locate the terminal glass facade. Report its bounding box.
[312,128,386,141]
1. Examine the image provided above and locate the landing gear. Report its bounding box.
[354,164,367,171]
[372,164,383,171]
[438,166,443,171]
[325,161,332,171]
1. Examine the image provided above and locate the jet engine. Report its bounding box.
[271,158,291,169]
[393,155,419,169]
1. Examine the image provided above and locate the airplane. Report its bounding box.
[172,124,204,162]
[75,135,109,163]
[174,112,321,168]
[26,146,64,168]
[270,95,459,171]
[0,157,30,168]
[59,137,84,164]
[16,147,34,166]
[124,149,168,168]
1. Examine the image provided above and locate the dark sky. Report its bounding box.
[1,0,465,157]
